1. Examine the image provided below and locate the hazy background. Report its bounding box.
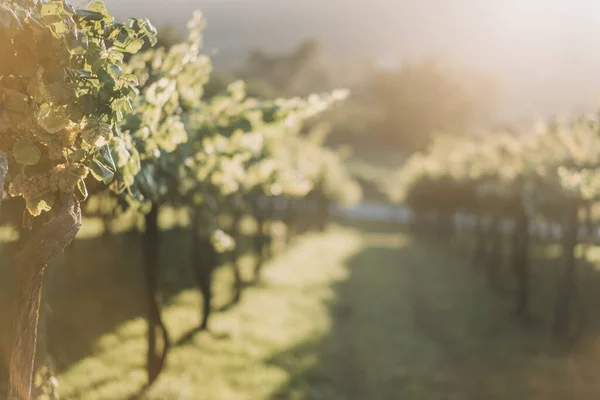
[103,0,600,123]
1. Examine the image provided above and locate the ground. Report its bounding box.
[4,219,600,399]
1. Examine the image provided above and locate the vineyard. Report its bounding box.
[0,2,361,399]
[389,119,600,340]
[3,1,600,399]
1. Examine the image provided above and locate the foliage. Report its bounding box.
[0,6,362,397]
[238,39,330,98]
[365,60,495,152]
[388,113,600,217]
[80,12,361,252]
[234,43,495,154]
[0,0,155,217]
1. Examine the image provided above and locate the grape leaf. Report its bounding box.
[36,103,71,134]
[75,10,105,21]
[124,38,144,54]
[87,158,115,184]
[13,140,41,166]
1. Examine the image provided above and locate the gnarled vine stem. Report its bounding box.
[0,151,8,210]
[7,194,81,400]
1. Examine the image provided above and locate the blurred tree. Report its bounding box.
[156,25,184,49]
[225,39,495,155]
[203,69,234,99]
[153,25,235,101]
[364,60,496,152]
[235,44,494,153]
[238,38,332,97]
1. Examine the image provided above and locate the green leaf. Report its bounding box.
[26,193,56,217]
[74,69,92,78]
[40,3,62,18]
[76,178,88,201]
[124,38,144,54]
[75,9,105,21]
[97,145,116,172]
[36,103,71,134]
[63,1,76,14]
[68,149,87,163]
[77,94,97,115]
[67,31,89,56]
[112,97,133,116]
[13,140,41,166]
[82,122,113,147]
[116,28,130,44]
[120,73,139,87]
[97,69,116,88]
[87,159,115,184]
[137,17,157,45]
[141,18,157,36]
[107,23,124,41]
[108,50,124,64]
[108,63,123,79]
[87,1,113,22]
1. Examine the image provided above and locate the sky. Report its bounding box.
[102,0,600,123]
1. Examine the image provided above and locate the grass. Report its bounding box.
[5,218,600,398]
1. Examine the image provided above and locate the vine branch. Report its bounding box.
[8,194,82,400]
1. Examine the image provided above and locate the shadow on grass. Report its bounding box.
[47,229,202,373]
[5,220,600,399]
[263,224,600,400]
[333,216,409,235]
[0,227,222,385]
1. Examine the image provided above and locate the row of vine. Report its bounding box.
[0,2,361,399]
[389,115,600,342]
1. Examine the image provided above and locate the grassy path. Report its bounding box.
[5,222,600,399]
